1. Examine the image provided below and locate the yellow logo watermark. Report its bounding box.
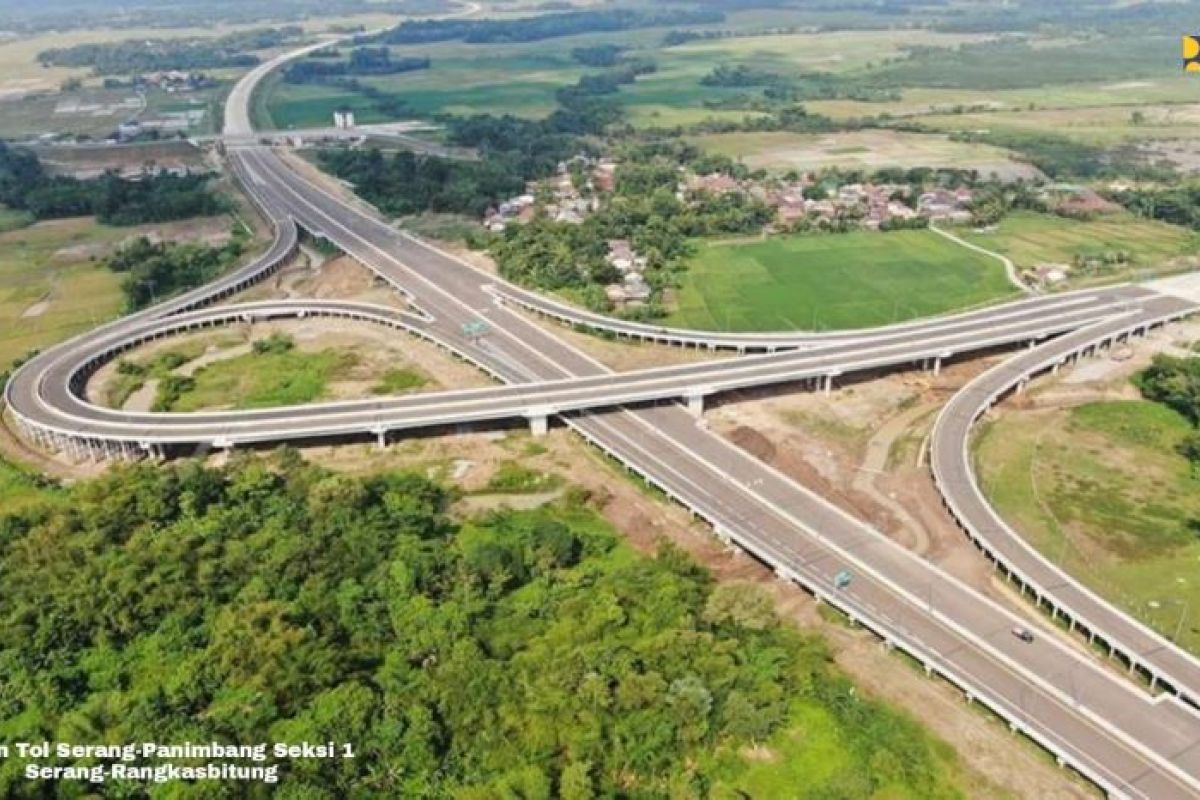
[1184,35,1200,71]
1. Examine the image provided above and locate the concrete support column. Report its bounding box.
[933,356,942,377]
[686,391,705,418]
[529,414,548,437]
[374,428,387,450]
[822,373,835,395]
[1016,378,1028,395]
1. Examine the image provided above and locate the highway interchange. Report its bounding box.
[7,36,1200,798]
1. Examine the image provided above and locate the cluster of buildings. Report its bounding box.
[762,178,974,229]
[136,71,215,93]
[112,108,206,142]
[682,172,977,229]
[484,156,616,232]
[602,239,651,308]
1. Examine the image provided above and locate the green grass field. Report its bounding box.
[0,208,33,233]
[164,347,360,410]
[664,229,1017,331]
[963,211,1200,282]
[0,217,126,369]
[372,366,429,395]
[976,400,1200,656]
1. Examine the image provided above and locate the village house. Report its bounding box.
[606,239,648,273]
[592,158,618,193]
[688,173,742,196]
[1027,263,1071,287]
[917,188,973,222]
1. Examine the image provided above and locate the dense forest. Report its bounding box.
[0,143,227,225]
[105,230,248,310]
[375,8,724,45]
[37,28,300,75]
[0,453,965,798]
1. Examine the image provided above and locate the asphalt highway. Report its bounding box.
[4,38,1200,797]
[932,298,1200,703]
[234,146,1200,798]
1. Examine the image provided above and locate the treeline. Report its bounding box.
[283,48,431,83]
[1112,182,1200,229]
[319,92,621,216]
[375,8,723,45]
[556,58,657,105]
[105,231,247,310]
[701,63,780,87]
[700,63,899,106]
[317,148,525,217]
[571,44,623,67]
[37,27,300,75]
[0,142,227,225]
[1136,355,1200,468]
[0,453,964,797]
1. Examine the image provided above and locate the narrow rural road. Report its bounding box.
[931,223,1031,294]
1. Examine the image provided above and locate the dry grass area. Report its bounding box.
[689,130,1040,180]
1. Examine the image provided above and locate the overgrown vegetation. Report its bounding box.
[0,142,227,225]
[155,334,358,411]
[1114,183,1200,230]
[480,462,562,494]
[317,148,526,217]
[1136,355,1200,468]
[0,454,968,797]
[107,344,207,407]
[372,367,428,395]
[105,230,247,311]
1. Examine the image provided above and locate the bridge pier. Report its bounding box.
[525,407,553,437]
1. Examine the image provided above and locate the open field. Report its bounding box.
[165,345,361,410]
[0,13,414,96]
[914,103,1200,147]
[0,218,128,369]
[0,214,236,371]
[962,211,1200,284]
[976,400,1200,656]
[805,79,1198,121]
[664,229,1017,332]
[688,130,1038,179]
[0,208,33,233]
[262,19,993,129]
